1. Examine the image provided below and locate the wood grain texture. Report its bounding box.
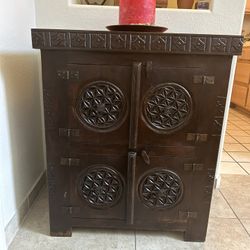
[31,29,243,55]
[34,29,239,242]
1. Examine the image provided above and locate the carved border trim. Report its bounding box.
[32,29,243,55]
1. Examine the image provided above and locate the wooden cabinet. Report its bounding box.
[234,62,250,83]
[246,92,250,110]
[246,0,250,12]
[231,83,248,107]
[32,29,242,242]
[231,49,250,111]
[239,47,250,60]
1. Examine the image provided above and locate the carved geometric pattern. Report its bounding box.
[143,83,192,133]
[110,34,127,50]
[172,36,188,52]
[32,31,46,47]
[50,32,68,47]
[213,117,223,132]
[43,89,57,129]
[47,163,56,197]
[130,35,147,50]
[216,96,226,116]
[70,32,87,48]
[32,30,243,55]
[211,38,228,53]
[231,38,244,53]
[90,34,107,49]
[191,37,207,53]
[76,81,126,131]
[151,36,169,51]
[78,166,123,208]
[139,169,183,209]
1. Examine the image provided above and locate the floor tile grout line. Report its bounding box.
[237,162,250,175]
[223,112,250,175]
[239,143,250,152]
[224,151,250,175]
[226,150,250,162]
[219,189,250,237]
[229,134,250,144]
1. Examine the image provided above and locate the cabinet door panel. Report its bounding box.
[131,145,216,228]
[231,84,248,107]
[65,64,132,146]
[138,55,231,146]
[69,153,127,221]
[133,154,192,227]
[234,62,250,84]
[246,91,250,110]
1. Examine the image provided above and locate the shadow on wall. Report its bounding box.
[0,52,45,228]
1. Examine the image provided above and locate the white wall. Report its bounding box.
[0,0,45,242]
[35,0,245,34]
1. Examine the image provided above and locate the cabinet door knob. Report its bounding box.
[141,150,150,165]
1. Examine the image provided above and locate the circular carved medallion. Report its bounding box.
[76,81,126,131]
[78,166,123,208]
[139,169,183,209]
[143,83,192,133]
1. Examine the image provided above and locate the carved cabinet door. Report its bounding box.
[63,63,133,147]
[137,55,231,147]
[59,62,135,222]
[129,55,231,227]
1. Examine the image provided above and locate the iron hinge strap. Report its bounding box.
[59,128,80,137]
[62,206,80,215]
[186,133,208,142]
[184,163,204,171]
[179,211,198,220]
[193,75,215,85]
[60,158,80,167]
[57,70,79,80]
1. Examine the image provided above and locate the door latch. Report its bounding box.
[141,150,150,165]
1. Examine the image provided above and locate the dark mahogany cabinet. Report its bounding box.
[32,29,243,242]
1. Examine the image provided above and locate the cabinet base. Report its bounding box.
[50,230,72,237]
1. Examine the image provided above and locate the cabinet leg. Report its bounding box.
[184,221,208,242]
[49,216,72,237]
[49,207,72,237]
[50,229,72,237]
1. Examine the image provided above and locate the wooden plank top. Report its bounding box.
[32,28,243,55]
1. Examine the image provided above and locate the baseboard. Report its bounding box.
[4,170,46,247]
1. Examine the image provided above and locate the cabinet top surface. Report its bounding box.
[31,29,243,56]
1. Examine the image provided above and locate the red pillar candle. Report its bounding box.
[119,0,156,25]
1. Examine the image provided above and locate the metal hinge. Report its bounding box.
[186,133,208,142]
[179,211,198,220]
[193,75,215,85]
[184,163,204,171]
[62,206,80,215]
[60,158,80,167]
[57,70,79,80]
[59,128,80,137]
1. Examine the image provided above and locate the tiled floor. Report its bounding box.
[222,108,250,175]
[9,108,250,250]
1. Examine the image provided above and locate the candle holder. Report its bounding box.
[106,25,167,32]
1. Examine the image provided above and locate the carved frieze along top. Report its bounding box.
[31,29,243,56]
